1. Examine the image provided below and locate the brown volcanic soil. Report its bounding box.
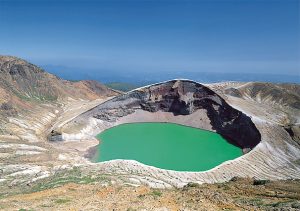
[0,178,299,211]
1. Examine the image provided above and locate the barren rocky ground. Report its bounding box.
[1,175,300,211]
[0,56,299,210]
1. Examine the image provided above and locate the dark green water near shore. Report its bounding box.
[94,123,242,171]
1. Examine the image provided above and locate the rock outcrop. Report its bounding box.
[56,79,300,187]
[65,80,261,149]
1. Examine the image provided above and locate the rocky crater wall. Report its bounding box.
[57,80,261,150]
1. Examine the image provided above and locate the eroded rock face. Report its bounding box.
[69,80,261,149]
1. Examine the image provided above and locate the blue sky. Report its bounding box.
[0,0,299,75]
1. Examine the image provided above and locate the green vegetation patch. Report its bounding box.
[30,167,110,193]
[253,179,270,186]
[18,209,34,211]
[150,190,162,197]
[265,200,298,208]
[54,198,71,204]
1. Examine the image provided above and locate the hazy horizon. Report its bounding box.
[40,63,300,84]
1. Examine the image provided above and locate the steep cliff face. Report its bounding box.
[138,80,261,148]
[64,80,261,149]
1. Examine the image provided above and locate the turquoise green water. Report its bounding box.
[94,123,242,171]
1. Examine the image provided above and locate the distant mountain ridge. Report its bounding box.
[224,82,300,110]
[0,56,118,119]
